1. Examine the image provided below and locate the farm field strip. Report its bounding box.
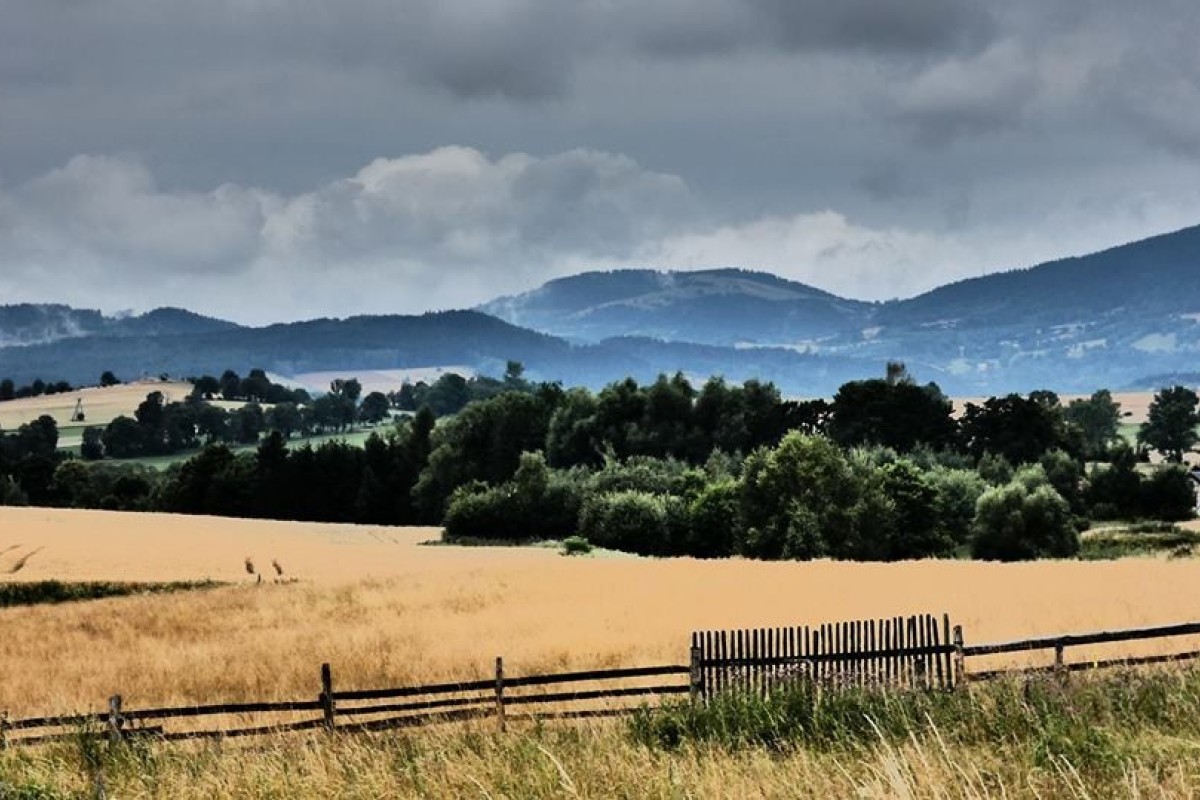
[5,507,1200,717]
[0,381,195,446]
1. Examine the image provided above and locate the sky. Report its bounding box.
[2,1,1200,325]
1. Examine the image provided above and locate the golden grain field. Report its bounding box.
[0,381,194,447]
[5,506,1200,722]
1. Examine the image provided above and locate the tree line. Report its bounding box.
[2,364,1198,562]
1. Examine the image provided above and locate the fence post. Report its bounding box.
[689,644,703,703]
[320,663,336,731]
[495,657,506,733]
[107,695,124,743]
[1,710,8,750]
[1054,641,1066,683]
[952,625,967,689]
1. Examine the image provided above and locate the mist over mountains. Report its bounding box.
[3,224,1200,396]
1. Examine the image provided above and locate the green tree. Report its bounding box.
[219,369,242,400]
[99,370,120,388]
[828,378,956,453]
[359,391,391,425]
[231,402,266,444]
[330,377,363,403]
[102,415,145,458]
[414,392,555,520]
[878,459,952,559]
[1138,386,1200,463]
[1141,466,1197,522]
[80,426,105,460]
[546,388,600,467]
[240,369,273,402]
[738,432,870,560]
[1085,441,1142,520]
[190,375,221,399]
[265,402,302,439]
[959,393,1077,465]
[195,403,231,444]
[1064,389,1122,460]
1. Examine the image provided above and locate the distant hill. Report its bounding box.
[879,224,1200,328]
[5,223,1200,396]
[479,225,1200,393]
[0,308,864,396]
[479,268,873,346]
[0,304,240,348]
[0,311,569,388]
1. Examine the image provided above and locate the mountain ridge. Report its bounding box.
[3,223,1200,395]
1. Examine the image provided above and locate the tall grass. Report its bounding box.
[633,666,1200,782]
[6,667,1200,797]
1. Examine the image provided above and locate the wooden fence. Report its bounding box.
[690,613,957,697]
[8,616,1200,747]
[959,620,1200,682]
[0,660,689,748]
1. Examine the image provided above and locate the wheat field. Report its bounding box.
[4,506,1200,721]
[0,381,194,447]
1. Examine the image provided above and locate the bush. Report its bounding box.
[683,479,742,557]
[926,467,988,547]
[579,490,673,556]
[588,456,704,498]
[560,536,593,556]
[972,478,1078,561]
[442,452,584,543]
[443,484,522,542]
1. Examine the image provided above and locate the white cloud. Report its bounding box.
[0,148,694,322]
[5,155,273,272]
[629,211,974,300]
[2,143,1199,324]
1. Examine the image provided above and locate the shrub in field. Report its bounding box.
[578,490,675,555]
[560,536,592,556]
[971,474,1078,561]
[443,452,582,543]
[682,478,742,557]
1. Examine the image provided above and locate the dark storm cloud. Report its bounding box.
[1,0,997,104]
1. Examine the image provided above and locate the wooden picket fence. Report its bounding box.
[7,614,1200,747]
[689,613,957,697]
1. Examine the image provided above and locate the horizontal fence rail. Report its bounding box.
[960,621,1200,682]
[7,617,1200,747]
[0,660,690,747]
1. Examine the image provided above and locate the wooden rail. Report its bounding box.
[960,621,1200,682]
[0,661,689,748]
[7,618,1200,747]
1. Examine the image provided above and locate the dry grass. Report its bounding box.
[5,507,1200,722]
[0,722,1159,799]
